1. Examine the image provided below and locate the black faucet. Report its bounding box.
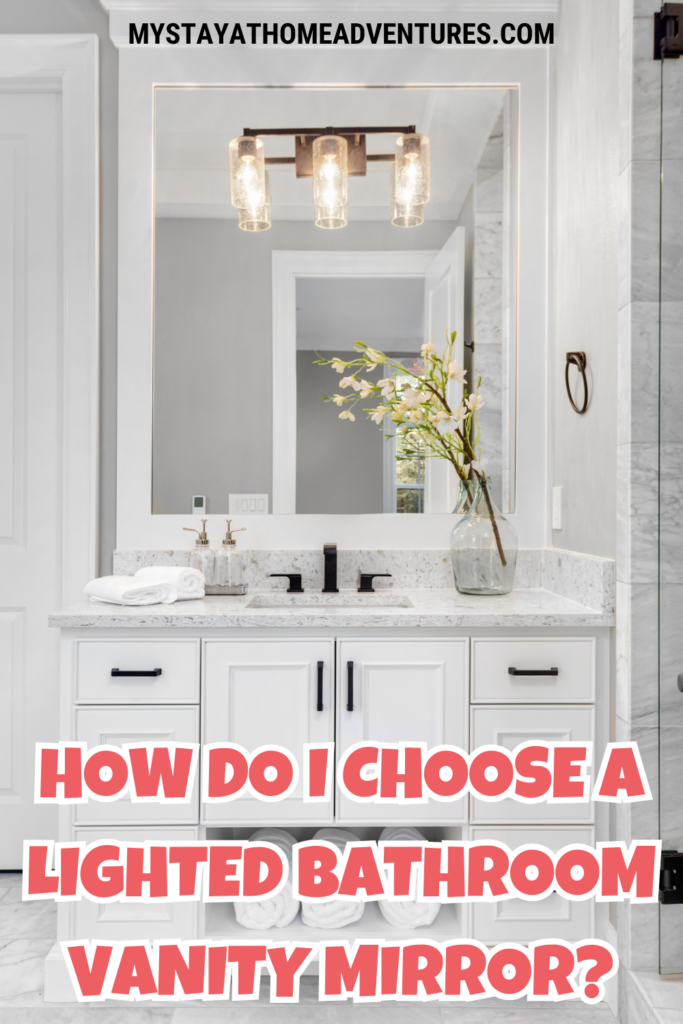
[323,544,338,593]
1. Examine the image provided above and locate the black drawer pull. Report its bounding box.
[508,667,559,677]
[347,661,354,712]
[317,661,324,711]
[111,668,162,677]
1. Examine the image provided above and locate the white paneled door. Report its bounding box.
[0,39,98,867]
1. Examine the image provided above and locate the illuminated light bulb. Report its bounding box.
[238,172,271,232]
[229,135,266,210]
[391,163,424,227]
[394,133,430,206]
[312,135,348,225]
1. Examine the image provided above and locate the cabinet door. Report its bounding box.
[203,640,334,825]
[74,706,199,826]
[336,640,468,825]
[469,826,594,944]
[470,705,595,825]
[71,827,198,940]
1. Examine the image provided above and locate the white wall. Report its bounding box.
[552,0,619,558]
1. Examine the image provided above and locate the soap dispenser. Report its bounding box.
[183,519,215,584]
[209,520,247,595]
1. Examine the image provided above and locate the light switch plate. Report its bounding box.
[229,493,269,515]
[552,485,563,530]
[192,495,206,515]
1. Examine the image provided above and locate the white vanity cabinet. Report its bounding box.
[53,618,609,980]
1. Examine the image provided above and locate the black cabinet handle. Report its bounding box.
[347,661,354,712]
[269,573,304,593]
[111,668,162,678]
[317,661,324,712]
[508,667,559,677]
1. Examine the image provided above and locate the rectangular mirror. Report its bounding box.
[153,86,518,516]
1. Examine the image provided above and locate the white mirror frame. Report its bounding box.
[115,40,550,550]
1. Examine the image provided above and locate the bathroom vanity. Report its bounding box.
[45,550,614,999]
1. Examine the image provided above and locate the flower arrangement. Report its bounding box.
[315,332,507,566]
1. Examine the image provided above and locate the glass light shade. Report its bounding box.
[394,133,430,206]
[238,172,271,232]
[314,202,348,229]
[391,170,424,227]
[229,135,266,210]
[312,135,348,212]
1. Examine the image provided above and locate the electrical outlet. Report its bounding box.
[229,493,269,515]
[192,495,206,515]
[552,486,563,530]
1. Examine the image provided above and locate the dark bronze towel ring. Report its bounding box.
[565,351,588,414]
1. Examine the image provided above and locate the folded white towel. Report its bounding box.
[378,827,441,929]
[301,828,365,930]
[84,576,177,606]
[134,566,205,600]
[234,829,300,930]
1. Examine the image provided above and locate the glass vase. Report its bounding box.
[450,477,518,595]
[452,475,476,515]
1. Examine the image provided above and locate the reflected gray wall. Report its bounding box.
[153,218,456,514]
[296,353,385,514]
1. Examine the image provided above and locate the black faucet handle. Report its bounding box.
[358,573,392,593]
[269,573,304,593]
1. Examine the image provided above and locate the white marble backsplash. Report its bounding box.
[113,546,614,614]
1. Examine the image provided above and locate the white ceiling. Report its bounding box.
[155,86,507,222]
[296,276,424,351]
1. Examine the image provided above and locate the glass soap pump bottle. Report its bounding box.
[209,519,247,596]
[183,518,215,585]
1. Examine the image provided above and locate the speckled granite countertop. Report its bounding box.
[49,588,614,629]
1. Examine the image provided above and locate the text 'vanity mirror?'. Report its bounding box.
[153,86,518,516]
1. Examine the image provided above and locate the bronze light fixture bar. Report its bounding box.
[243,125,416,177]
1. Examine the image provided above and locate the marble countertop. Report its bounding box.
[49,588,614,629]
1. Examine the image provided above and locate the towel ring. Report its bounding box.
[565,351,588,414]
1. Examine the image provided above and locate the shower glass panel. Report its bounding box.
[658,52,683,976]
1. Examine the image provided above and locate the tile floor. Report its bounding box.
[0,872,618,1023]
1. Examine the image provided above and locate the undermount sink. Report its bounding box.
[246,592,414,609]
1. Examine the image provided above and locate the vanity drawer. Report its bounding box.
[469,826,594,944]
[471,637,595,703]
[75,639,200,703]
[470,704,594,824]
[72,826,198,940]
[73,705,199,826]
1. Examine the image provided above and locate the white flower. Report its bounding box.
[339,409,355,421]
[409,409,423,424]
[448,361,467,384]
[453,404,469,422]
[391,410,405,423]
[331,359,347,373]
[420,341,436,357]
[403,387,427,410]
[369,404,389,424]
[332,394,345,406]
[471,458,489,473]
[339,376,354,389]
[398,424,411,435]
[365,363,378,371]
[365,348,384,364]
[359,379,374,399]
[466,394,484,412]
[378,378,396,397]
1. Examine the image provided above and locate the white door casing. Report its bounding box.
[423,226,465,514]
[0,37,99,868]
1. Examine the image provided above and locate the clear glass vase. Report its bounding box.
[452,475,476,515]
[450,477,518,595]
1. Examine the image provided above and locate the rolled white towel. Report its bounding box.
[134,566,205,600]
[378,827,441,929]
[301,828,365,930]
[84,576,177,606]
[234,829,300,930]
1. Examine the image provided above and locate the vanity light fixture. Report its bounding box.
[229,125,430,230]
